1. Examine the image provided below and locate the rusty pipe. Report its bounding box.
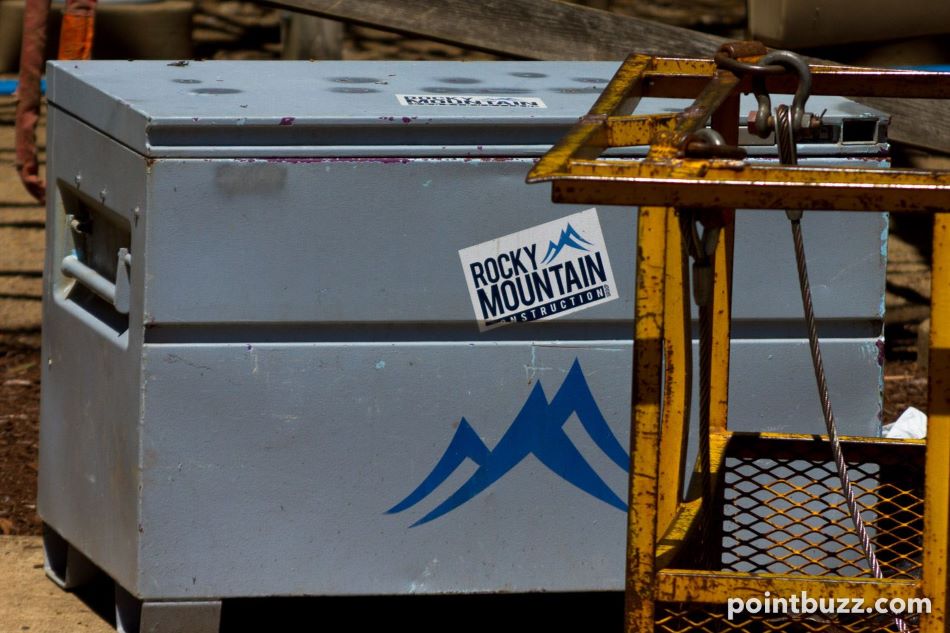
[14,0,50,204]
[14,0,98,204]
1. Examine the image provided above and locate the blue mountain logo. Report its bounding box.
[540,223,594,264]
[387,359,629,526]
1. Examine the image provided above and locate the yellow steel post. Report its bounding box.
[921,212,950,633]
[707,223,733,436]
[625,205,668,633]
[708,93,738,436]
[657,209,691,535]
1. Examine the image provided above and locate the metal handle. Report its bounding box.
[61,248,131,314]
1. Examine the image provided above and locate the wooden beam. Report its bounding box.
[263,0,950,154]
[860,98,949,154]
[263,0,719,60]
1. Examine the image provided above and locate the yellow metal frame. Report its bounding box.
[528,42,950,633]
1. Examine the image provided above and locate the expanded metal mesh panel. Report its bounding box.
[656,602,917,633]
[658,436,925,633]
[721,437,924,579]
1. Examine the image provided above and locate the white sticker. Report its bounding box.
[396,94,547,108]
[459,208,618,331]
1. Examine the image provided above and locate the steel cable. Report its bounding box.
[686,207,719,509]
[698,301,712,504]
[777,104,908,633]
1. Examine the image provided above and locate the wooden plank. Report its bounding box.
[263,0,950,154]
[857,98,950,154]
[263,0,722,60]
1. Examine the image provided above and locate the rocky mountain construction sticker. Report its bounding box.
[459,208,618,331]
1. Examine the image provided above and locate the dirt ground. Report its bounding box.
[0,1,936,540]
[0,333,41,537]
[0,81,44,537]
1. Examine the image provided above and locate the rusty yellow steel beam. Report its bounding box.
[654,498,701,570]
[707,93,738,435]
[643,54,950,81]
[536,54,651,178]
[542,161,950,212]
[766,66,950,98]
[604,114,677,148]
[528,44,950,633]
[656,209,691,536]
[527,48,950,193]
[731,431,926,447]
[921,212,950,633]
[708,215,733,435]
[625,206,668,633]
[644,56,717,76]
[655,570,922,603]
[639,61,950,99]
[532,54,738,171]
[647,71,739,159]
[587,54,654,117]
[655,431,730,569]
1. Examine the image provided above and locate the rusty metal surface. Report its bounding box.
[547,162,950,212]
[527,46,950,213]
[656,210,690,536]
[528,41,950,633]
[921,214,950,633]
[625,205,668,632]
[57,0,97,60]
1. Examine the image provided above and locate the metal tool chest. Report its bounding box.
[40,60,889,631]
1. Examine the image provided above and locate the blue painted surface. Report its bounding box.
[905,65,950,73]
[541,223,593,264]
[388,358,629,526]
[0,79,47,96]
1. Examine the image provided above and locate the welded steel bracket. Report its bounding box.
[528,41,950,633]
[528,40,950,213]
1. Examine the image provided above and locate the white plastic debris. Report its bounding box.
[883,406,928,439]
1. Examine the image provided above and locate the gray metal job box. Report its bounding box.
[39,60,888,624]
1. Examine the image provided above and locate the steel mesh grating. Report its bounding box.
[720,438,924,579]
[656,437,925,632]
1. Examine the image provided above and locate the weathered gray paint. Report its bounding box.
[132,339,881,599]
[46,60,887,158]
[39,61,889,603]
[137,154,886,327]
[39,108,146,593]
